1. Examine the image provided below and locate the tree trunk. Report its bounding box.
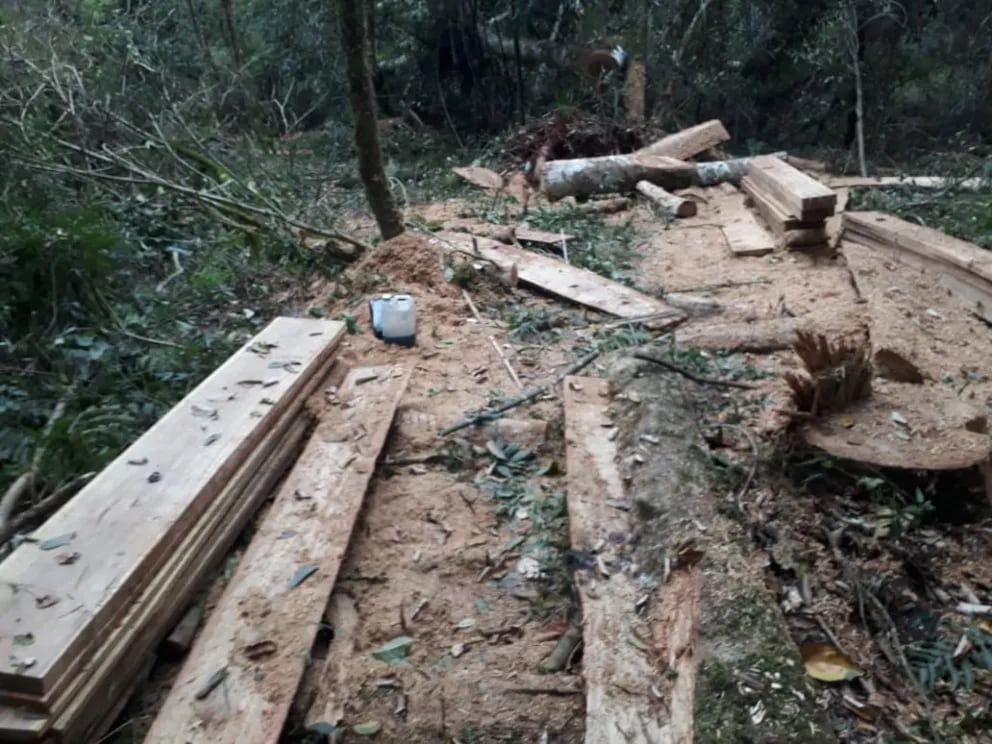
[338,0,404,241]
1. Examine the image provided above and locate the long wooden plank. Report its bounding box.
[431,232,686,323]
[0,410,314,742]
[827,175,989,191]
[844,211,992,323]
[563,377,686,743]
[0,318,345,700]
[144,365,410,744]
[637,119,730,160]
[747,155,836,221]
[718,196,776,257]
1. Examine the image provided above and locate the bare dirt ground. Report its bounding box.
[121,178,992,743]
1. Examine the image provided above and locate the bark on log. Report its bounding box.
[635,181,697,218]
[541,153,782,201]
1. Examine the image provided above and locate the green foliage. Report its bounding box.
[909,625,992,693]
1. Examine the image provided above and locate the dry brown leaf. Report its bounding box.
[800,641,863,682]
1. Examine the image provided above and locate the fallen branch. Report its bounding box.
[462,290,523,390]
[633,352,756,389]
[0,398,68,531]
[440,350,600,436]
[0,472,95,548]
[537,623,583,673]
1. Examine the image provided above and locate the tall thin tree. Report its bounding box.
[338,0,404,240]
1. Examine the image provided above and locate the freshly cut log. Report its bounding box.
[676,319,820,352]
[0,318,345,704]
[541,153,778,201]
[843,211,992,323]
[541,153,693,201]
[636,119,730,161]
[145,365,409,744]
[564,377,698,743]
[432,232,686,324]
[635,180,697,218]
[747,155,836,221]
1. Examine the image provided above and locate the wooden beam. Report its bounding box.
[636,120,730,161]
[564,377,697,743]
[843,211,992,323]
[740,176,833,232]
[431,232,686,324]
[144,365,410,744]
[0,318,345,704]
[747,155,836,222]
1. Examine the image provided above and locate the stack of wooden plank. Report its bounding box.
[843,211,992,324]
[741,155,837,252]
[143,364,410,743]
[0,317,347,743]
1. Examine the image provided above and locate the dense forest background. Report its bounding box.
[1,0,991,516]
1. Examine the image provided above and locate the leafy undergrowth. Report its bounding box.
[0,189,338,547]
[847,154,992,249]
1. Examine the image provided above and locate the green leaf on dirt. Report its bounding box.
[288,564,318,589]
[372,635,415,663]
[353,721,381,736]
[13,633,35,646]
[456,617,477,630]
[486,440,507,460]
[39,533,75,551]
[307,721,343,736]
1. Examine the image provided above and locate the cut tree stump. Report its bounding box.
[844,211,992,323]
[747,155,836,222]
[635,180,697,218]
[564,377,697,743]
[432,232,686,323]
[636,119,730,161]
[144,365,410,744]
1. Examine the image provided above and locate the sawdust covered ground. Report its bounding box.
[290,231,587,742]
[123,182,992,743]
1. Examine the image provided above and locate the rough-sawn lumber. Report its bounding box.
[636,119,730,161]
[843,211,992,323]
[747,155,836,222]
[431,231,686,323]
[0,318,345,704]
[144,365,410,744]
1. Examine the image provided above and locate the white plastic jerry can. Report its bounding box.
[379,294,416,347]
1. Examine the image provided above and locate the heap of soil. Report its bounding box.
[347,233,458,298]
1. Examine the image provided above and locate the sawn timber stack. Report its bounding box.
[742,155,837,252]
[0,317,346,743]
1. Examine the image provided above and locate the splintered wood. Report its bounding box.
[844,211,992,323]
[563,378,698,744]
[145,365,410,744]
[0,317,346,742]
[431,232,686,324]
